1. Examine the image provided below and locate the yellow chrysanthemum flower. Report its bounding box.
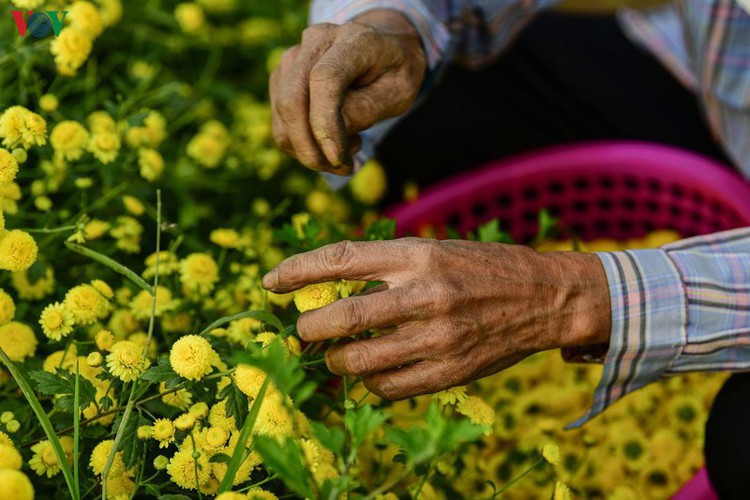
[64,284,110,325]
[11,266,54,300]
[39,94,59,112]
[0,148,19,186]
[247,489,278,500]
[179,253,219,296]
[350,159,387,205]
[110,215,143,253]
[51,28,93,76]
[122,195,145,216]
[215,493,247,500]
[106,340,150,382]
[293,282,339,313]
[0,469,33,500]
[434,386,468,406]
[70,1,104,38]
[0,443,22,469]
[456,395,495,432]
[189,402,209,418]
[187,121,230,169]
[95,329,115,351]
[0,106,47,149]
[210,228,241,249]
[153,454,169,471]
[97,0,123,26]
[137,147,164,181]
[553,481,572,500]
[173,413,196,431]
[106,473,135,498]
[542,443,561,466]
[29,437,73,478]
[208,400,236,432]
[87,131,121,163]
[175,3,206,34]
[130,286,177,320]
[0,230,38,272]
[233,364,267,399]
[90,280,114,299]
[83,219,110,240]
[42,346,77,373]
[0,321,37,362]
[86,351,103,367]
[253,392,294,438]
[11,0,44,8]
[170,335,218,381]
[0,288,15,325]
[160,382,193,410]
[50,121,89,161]
[39,301,75,341]
[89,439,126,477]
[126,111,167,148]
[152,418,175,448]
[167,447,211,490]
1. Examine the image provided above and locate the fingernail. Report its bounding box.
[321,139,342,167]
[261,269,277,290]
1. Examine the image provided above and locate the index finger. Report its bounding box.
[261,240,408,293]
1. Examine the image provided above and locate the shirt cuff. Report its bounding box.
[567,249,687,429]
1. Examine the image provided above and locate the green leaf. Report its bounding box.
[218,379,248,424]
[310,421,345,455]
[253,435,313,498]
[365,218,396,240]
[116,412,147,469]
[535,208,558,242]
[344,404,389,451]
[198,309,284,336]
[218,379,270,493]
[30,369,98,413]
[476,219,514,244]
[141,356,178,384]
[65,242,154,294]
[0,348,79,500]
[209,453,231,464]
[144,484,161,497]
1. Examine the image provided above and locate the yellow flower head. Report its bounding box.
[0,321,37,362]
[180,253,219,295]
[89,439,126,476]
[106,340,150,382]
[0,443,22,470]
[0,288,15,325]
[84,219,110,240]
[187,120,230,169]
[434,386,468,406]
[0,469,33,500]
[126,111,167,148]
[39,94,59,113]
[542,443,561,466]
[50,121,90,161]
[234,364,267,399]
[152,418,175,448]
[167,447,211,489]
[64,284,110,325]
[87,111,117,133]
[122,195,145,216]
[253,392,294,438]
[160,382,193,410]
[153,454,169,470]
[90,280,114,299]
[95,329,115,351]
[0,230,38,272]
[136,425,154,440]
[189,402,209,419]
[86,351,103,367]
[39,301,75,341]
[130,285,176,320]
[210,228,241,249]
[293,282,339,313]
[173,413,196,431]
[70,1,104,38]
[11,265,54,300]
[138,148,165,181]
[247,488,279,500]
[175,3,206,34]
[170,334,217,381]
[553,482,572,500]
[0,148,19,186]
[87,131,121,164]
[350,159,387,205]
[0,106,47,149]
[29,437,73,478]
[208,400,236,432]
[50,28,93,76]
[456,395,495,433]
[215,493,247,500]
[42,346,77,372]
[97,0,123,27]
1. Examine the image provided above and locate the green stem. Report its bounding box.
[65,242,154,294]
[494,458,545,497]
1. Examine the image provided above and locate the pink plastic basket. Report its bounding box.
[386,141,750,241]
[386,141,750,500]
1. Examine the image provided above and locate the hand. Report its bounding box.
[269,10,427,175]
[262,238,611,400]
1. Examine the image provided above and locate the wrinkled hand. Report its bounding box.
[269,11,426,174]
[262,238,611,400]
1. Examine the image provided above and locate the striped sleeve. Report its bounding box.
[569,227,750,428]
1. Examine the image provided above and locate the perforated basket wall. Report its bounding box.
[386,142,750,242]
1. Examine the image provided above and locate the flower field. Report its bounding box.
[0,1,726,499]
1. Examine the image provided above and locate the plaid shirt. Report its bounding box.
[311,0,750,426]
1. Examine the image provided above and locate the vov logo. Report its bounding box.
[11,11,68,38]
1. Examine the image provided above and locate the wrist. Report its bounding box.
[543,251,612,350]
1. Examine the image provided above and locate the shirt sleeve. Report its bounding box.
[568,227,750,428]
[309,0,559,175]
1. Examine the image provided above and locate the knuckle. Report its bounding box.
[321,240,356,273]
[367,375,400,400]
[302,23,334,43]
[309,60,341,84]
[339,298,368,334]
[275,96,297,117]
[342,344,371,375]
